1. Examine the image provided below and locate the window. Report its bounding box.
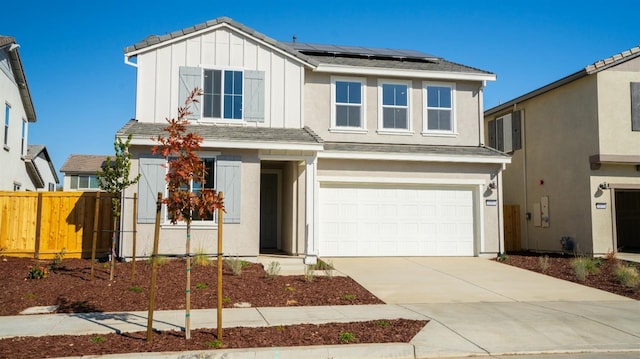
[167,157,216,222]
[631,82,640,131]
[379,81,410,131]
[13,182,20,191]
[21,119,26,155]
[332,78,364,129]
[69,175,100,190]
[203,70,242,120]
[4,103,9,147]
[488,111,522,153]
[425,83,454,132]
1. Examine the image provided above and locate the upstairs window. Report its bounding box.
[331,77,364,129]
[203,70,243,120]
[488,111,522,153]
[4,103,9,147]
[380,81,410,131]
[21,119,26,155]
[425,83,455,132]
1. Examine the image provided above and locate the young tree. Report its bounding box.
[97,133,140,281]
[152,88,224,339]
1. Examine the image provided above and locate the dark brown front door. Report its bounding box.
[260,172,278,250]
[615,190,640,252]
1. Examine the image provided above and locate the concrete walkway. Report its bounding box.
[1,257,639,358]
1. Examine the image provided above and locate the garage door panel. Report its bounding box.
[319,185,475,257]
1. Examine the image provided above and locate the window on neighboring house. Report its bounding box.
[4,103,9,147]
[69,175,100,190]
[631,82,640,131]
[13,182,20,191]
[167,157,216,222]
[332,78,364,129]
[488,111,522,153]
[48,183,56,191]
[425,83,454,132]
[203,70,243,120]
[20,119,26,155]
[380,81,410,131]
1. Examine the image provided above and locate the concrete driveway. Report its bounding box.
[328,257,632,304]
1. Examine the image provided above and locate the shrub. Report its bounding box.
[225,257,249,276]
[304,265,315,282]
[338,331,357,343]
[51,248,66,270]
[193,248,211,266]
[196,282,208,289]
[538,255,550,273]
[90,336,105,343]
[205,339,222,348]
[496,253,509,262]
[570,256,601,281]
[323,260,335,279]
[27,264,49,280]
[614,264,640,288]
[265,261,281,279]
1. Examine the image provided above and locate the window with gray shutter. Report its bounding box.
[244,71,265,122]
[488,111,522,153]
[216,155,242,223]
[631,83,640,131]
[137,157,166,224]
[512,110,522,150]
[178,67,202,120]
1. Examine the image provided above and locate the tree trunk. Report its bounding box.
[185,222,191,339]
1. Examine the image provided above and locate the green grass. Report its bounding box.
[128,286,143,293]
[341,294,356,301]
[90,336,105,343]
[205,339,222,348]
[195,282,208,289]
[338,331,356,343]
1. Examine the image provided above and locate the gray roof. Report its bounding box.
[117,119,324,145]
[60,154,109,174]
[323,142,509,158]
[486,45,640,116]
[0,35,36,122]
[24,145,59,187]
[124,17,317,67]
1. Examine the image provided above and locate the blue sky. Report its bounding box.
[3,1,639,181]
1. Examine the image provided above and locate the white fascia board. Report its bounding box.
[124,23,316,69]
[314,64,496,82]
[128,136,323,152]
[318,150,510,164]
[318,176,485,186]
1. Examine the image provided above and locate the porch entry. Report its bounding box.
[260,170,280,251]
[615,189,640,253]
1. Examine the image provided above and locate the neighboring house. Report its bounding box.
[0,36,39,191]
[25,145,59,191]
[60,154,108,191]
[118,17,510,262]
[484,46,640,255]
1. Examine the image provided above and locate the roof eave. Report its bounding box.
[318,150,510,164]
[313,63,496,82]
[5,42,36,122]
[126,136,324,152]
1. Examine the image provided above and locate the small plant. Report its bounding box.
[193,248,211,266]
[341,294,356,301]
[27,264,49,280]
[614,264,640,288]
[225,256,248,276]
[313,259,333,270]
[375,320,391,327]
[323,260,335,279]
[128,286,143,293]
[284,285,296,291]
[51,248,66,270]
[570,256,601,282]
[265,261,281,279]
[90,336,105,343]
[222,296,231,304]
[196,282,208,289]
[338,331,356,343]
[538,255,551,273]
[304,264,315,282]
[148,255,169,265]
[276,325,284,331]
[205,339,223,348]
[605,249,618,261]
[496,253,509,262]
[25,293,36,299]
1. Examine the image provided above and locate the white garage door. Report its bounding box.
[319,184,475,256]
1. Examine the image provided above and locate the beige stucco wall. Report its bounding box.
[317,158,503,255]
[304,71,483,146]
[490,75,600,253]
[120,147,261,259]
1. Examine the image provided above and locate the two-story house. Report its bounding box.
[484,46,640,255]
[117,17,509,263]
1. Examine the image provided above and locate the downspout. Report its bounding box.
[518,104,532,251]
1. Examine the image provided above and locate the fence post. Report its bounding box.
[34,193,43,259]
[131,193,137,279]
[147,192,163,342]
[217,191,224,341]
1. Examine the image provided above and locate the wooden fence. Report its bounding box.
[0,191,117,259]
[504,204,521,252]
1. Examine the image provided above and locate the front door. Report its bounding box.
[260,172,279,250]
[615,190,640,252]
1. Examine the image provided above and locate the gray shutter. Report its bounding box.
[496,118,504,152]
[216,155,241,223]
[244,70,265,122]
[138,157,166,224]
[512,110,522,150]
[179,66,202,120]
[503,114,513,153]
[488,120,497,149]
[631,83,640,131]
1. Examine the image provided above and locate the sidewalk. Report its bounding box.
[2,301,640,358]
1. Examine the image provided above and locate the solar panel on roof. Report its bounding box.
[284,42,440,61]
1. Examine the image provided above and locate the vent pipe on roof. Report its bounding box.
[292,35,297,43]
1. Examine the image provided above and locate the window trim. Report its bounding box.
[377,79,413,134]
[330,76,367,133]
[422,81,457,136]
[200,66,245,123]
[162,154,220,227]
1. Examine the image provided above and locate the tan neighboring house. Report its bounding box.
[484,46,640,255]
[0,35,53,191]
[117,17,510,262]
[60,154,108,191]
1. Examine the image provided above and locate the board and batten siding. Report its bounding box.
[134,27,305,129]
